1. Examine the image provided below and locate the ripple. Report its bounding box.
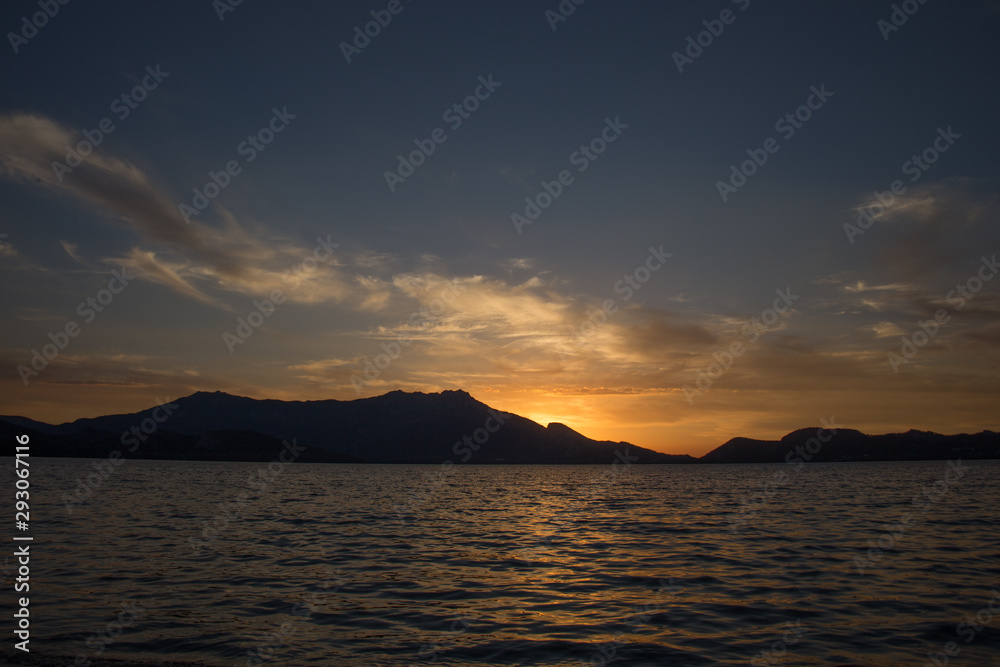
[6,458,1000,665]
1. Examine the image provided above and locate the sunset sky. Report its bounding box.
[2,0,999,456]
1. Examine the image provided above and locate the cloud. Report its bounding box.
[289,270,720,395]
[119,248,222,306]
[0,234,16,259]
[832,182,1000,334]
[59,240,84,264]
[843,281,914,294]
[0,113,354,306]
[287,357,359,384]
[0,115,231,265]
[0,348,203,388]
[864,179,999,283]
[355,275,392,311]
[872,321,905,338]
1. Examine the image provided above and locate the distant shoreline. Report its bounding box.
[5,455,998,465]
[3,390,998,465]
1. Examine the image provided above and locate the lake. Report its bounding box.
[4,458,1000,666]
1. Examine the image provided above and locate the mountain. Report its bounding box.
[700,427,1000,463]
[3,391,997,463]
[0,390,692,464]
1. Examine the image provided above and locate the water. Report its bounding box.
[4,458,1000,666]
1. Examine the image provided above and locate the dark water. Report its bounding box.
[4,458,1000,666]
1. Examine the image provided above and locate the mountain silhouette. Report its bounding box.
[0,390,690,464]
[2,390,997,463]
[700,426,1000,463]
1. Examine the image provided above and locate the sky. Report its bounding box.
[1,0,999,456]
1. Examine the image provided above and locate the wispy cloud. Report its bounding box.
[0,113,355,306]
[871,321,905,338]
[290,271,719,395]
[0,233,16,259]
[59,240,84,264]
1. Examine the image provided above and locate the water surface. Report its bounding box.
[5,458,1000,666]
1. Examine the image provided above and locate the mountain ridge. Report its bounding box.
[0,389,691,464]
[2,390,998,463]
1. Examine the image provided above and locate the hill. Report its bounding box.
[4,391,996,464]
[700,427,1000,463]
[0,390,692,464]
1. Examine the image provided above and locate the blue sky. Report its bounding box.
[2,0,999,455]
